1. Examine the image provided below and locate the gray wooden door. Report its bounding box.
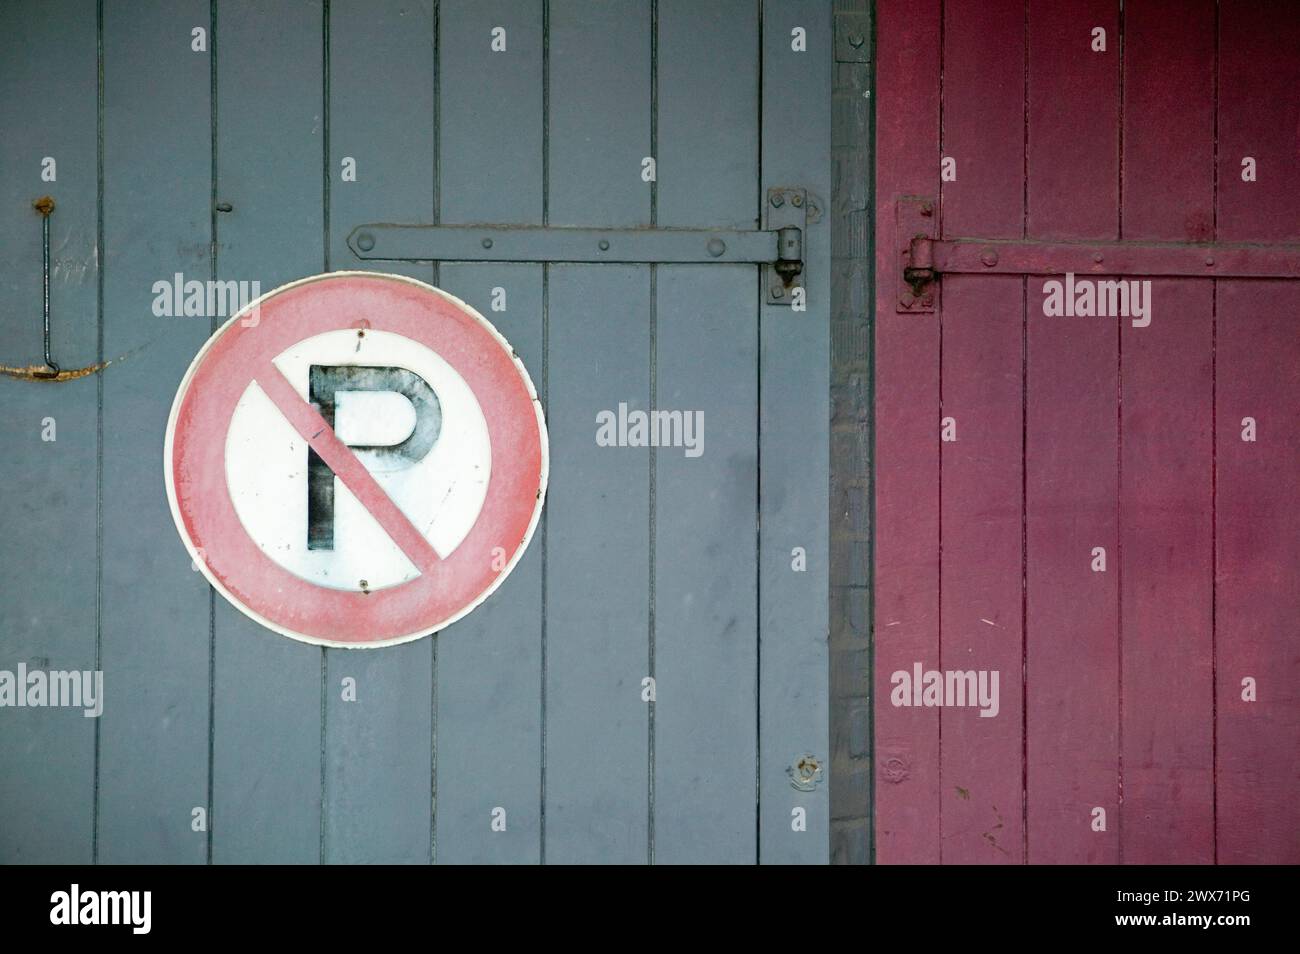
[0,0,829,864]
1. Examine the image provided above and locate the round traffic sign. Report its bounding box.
[165,272,548,648]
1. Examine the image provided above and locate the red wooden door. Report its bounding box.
[874,0,1299,864]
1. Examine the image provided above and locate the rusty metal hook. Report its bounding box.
[33,195,60,378]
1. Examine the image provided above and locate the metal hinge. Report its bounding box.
[897,195,1300,313]
[348,187,813,306]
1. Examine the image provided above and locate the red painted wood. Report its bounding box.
[937,0,1026,865]
[873,0,942,864]
[1025,0,1120,864]
[1214,0,1300,863]
[1026,0,1119,241]
[1217,1,1300,244]
[1118,0,1217,864]
[876,0,1298,864]
[939,276,1025,863]
[1215,284,1300,863]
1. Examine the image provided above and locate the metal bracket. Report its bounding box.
[347,186,810,307]
[898,194,1300,312]
[765,186,808,306]
[896,195,938,313]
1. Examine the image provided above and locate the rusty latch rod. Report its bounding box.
[33,195,59,377]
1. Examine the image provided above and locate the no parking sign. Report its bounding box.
[165,272,548,647]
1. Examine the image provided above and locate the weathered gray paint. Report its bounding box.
[435,0,546,865]
[759,0,832,861]
[0,0,99,864]
[654,0,761,864]
[97,0,213,865]
[544,1,654,864]
[0,0,833,864]
[211,0,324,865]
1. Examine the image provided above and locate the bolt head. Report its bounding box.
[980,250,999,267]
[706,238,726,257]
[791,194,803,207]
[481,237,494,249]
[901,293,915,307]
[922,294,934,307]
[1205,256,1215,266]
[356,232,376,252]
[1093,253,1103,263]
[598,239,610,251]
[770,193,785,208]
[920,202,933,216]
[771,284,785,299]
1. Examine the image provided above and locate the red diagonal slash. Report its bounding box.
[254,361,441,574]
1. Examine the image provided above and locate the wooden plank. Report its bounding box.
[650,0,759,866]
[433,266,543,862]
[434,0,546,869]
[1216,0,1300,243]
[938,274,1024,865]
[323,0,435,864]
[0,0,99,864]
[936,0,1026,865]
[210,0,325,865]
[759,0,831,864]
[1214,0,1300,863]
[1214,284,1300,863]
[1118,0,1216,864]
[543,0,651,864]
[431,1,543,868]
[873,0,941,865]
[1026,0,1118,241]
[96,0,213,863]
[1024,0,1120,864]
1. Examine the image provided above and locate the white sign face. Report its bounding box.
[165,272,548,648]
[226,329,491,591]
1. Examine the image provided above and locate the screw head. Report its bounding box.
[481,237,494,249]
[980,249,999,267]
[1205,256,1215,266]
[598,239,610,251]
[706,238,726,257]
[791,194,803,208]
[356,232,376,252]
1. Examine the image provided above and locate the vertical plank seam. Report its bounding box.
[319,0,331,867]
[429,0,441,868]
[92,0,106,866]
[1210,0,1220,865]
[1115,0,1126,865]
[206,0,220,866]
[1020,0,1030,866]
[936,0,946,865]
[646,0,659,868]
[753,0,764,865]
[540,0,551,866]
